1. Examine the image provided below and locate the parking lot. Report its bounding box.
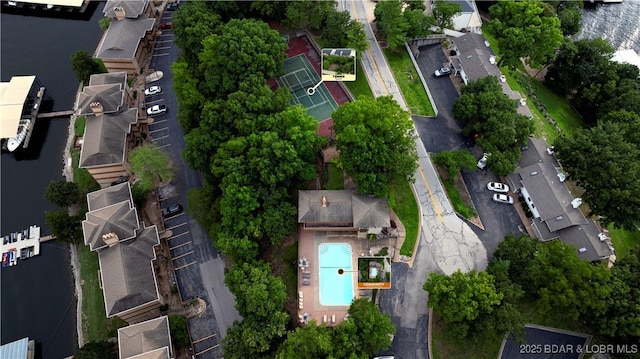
[412,44,525,256]
[143,6,240,358]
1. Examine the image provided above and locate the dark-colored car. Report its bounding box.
[111,176,130,186]
[163,204,183,218]
[166,2,179,11]
[159,22,173,30]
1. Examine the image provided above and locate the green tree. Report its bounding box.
[74,340,117,359]
[526,240,611,321]
[453,76,532,176]
[404,9,436,38]
[168,314,190,350]
[490,234,538,290]
[44,180,81,207]
[431,149,477,177]
[45,210,83,244]
[128,144,174,191]
[321,10,368,53]
[98,17,111,31]
[423,270,503,337]
[276,321,334,359]
[551,0,583,36]
[199,19,287,97]
[284,0,335,30]
[592,250,640,339]
[554,121,640,230]
[130,182,149,209]
[374,0,409,49]
[432,0,462,30]
[171,1,222,65]
[332,96,418,197]
[488,0,563,68]
[332,298,396,358]
[70,50,105,85]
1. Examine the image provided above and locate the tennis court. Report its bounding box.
[278,54,338,122]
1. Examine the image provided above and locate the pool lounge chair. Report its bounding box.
[298,291,303,298]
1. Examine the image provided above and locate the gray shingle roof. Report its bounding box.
[87,182,133,212]
[89,71,127,87]
[513,138,613,261]
[298,190,355,224]
[79,108,137,168]
[99,226,160,317]
[96,16,155,60]
[103,0,148,19]
[352,195,391,228]
[448,0,474,14]
[77,83,125,115]
[298,190,390,228]
[82,200,139,251]
[118,316,172,359]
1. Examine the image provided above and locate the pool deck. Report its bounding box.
[297,229,398,326]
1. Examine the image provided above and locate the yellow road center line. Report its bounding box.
[418,165,443,223]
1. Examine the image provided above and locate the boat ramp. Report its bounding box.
[1,225,42,267]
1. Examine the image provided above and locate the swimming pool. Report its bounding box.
[318,243,354,306]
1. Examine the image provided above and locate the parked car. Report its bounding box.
[434,67,451,77]
[159,22,173,30]
[162,204,183,218]
[493,193,514,204]
[146,104,166,116]
[477,153,489,169]
[487,182,510,193]
[144,85,162,96]
[111,175,130,186]
[166,2,179,10]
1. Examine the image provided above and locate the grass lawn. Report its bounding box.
[431,312,503,359]
[441,177,476,219]
[71,148,100,194]
[389,180,419,257]
[345,60,374,100]
[325,162,344,190]
[529,79,584,138]
[383,48,436,116]
[608,224,640,259]
[74,116,86,137]
[279,243,299,298]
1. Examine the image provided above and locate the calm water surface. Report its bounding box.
[1,5,104,358]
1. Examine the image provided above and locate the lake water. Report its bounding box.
[1,5,105,358]
[579,1,640,53]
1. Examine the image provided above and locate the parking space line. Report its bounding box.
[150,119,167,125]
[159,193,177,201]
[158,143,172,149]
[174,261,197,270]
[166,222,188,231]
[195,344,220,356]
[192,334,217,344]
[156,40,173,44]
[153,53,170,57]
[146,99,163,105]
[172,250,194,261]
[167,231,189,241]
[151,135,169,141]
[169,241,192,250]
[155,46,171,50]
[150,127,168,134]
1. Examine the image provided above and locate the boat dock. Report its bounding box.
[1,225,41,267]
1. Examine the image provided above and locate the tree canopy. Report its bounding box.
[374,0,409,49]
[452,76,532,176]
[321,10,368,53]
[332,96,418,197]
[70,50,105,85]
[431,149,477,177]
[276,321,333,359]
[423,269,503,337]
[73,341,117,359]
[432,0,462,30]
[554,120,640,230]
[128,144,174,191]
[488,0,563,69]
[168,315,190,350]
[45,210,83,244]
[44,180,81,207]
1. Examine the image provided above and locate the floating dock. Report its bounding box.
[1,225,41,267]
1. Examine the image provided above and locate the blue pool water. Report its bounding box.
[318,243,354,306]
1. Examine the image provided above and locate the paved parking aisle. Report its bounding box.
[146,8,240,359]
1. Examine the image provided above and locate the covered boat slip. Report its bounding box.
[0,75,36,138]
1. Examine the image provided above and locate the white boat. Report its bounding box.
[6,118,31,152]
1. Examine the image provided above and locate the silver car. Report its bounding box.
[477,153,489,169]
[493,193,514,204]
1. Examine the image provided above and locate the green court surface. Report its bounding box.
[278,54,338,121]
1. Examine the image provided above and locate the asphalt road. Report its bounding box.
[146,9,240,359]
[412,44,525,257]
